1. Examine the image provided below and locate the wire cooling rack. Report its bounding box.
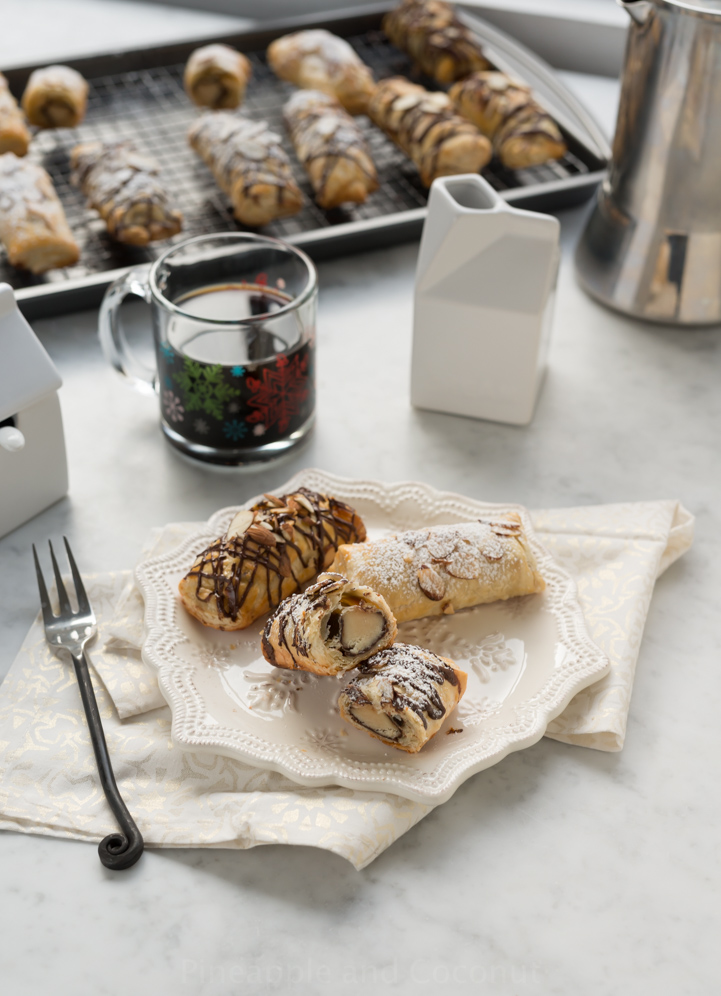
[1,9,607,317]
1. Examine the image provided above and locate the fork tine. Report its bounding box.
[63,537,90,614]
[48,540,72,615]
[32,544,55,625]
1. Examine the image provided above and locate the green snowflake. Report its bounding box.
[173,360,242,420]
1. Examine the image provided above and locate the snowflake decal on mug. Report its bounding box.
[162,390,185,423]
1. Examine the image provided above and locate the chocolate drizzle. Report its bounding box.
[185,489,365,625]
[350,643,459,730]
[383,0,490,84]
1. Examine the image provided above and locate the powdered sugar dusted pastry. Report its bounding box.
[262,572,396,676]
[0,74,30,156]
[0,153,80,273]
[331,513,544,623]
[184,44,252,109]
[339,644,466,752]
[71,141,182,245]
[450,71,566,170]
[267,29,375,115]
[283,90,378,209]
[179,490,367,632]
[367,77,491,187]
[22,65,88,128]
[188,112,303,226]
[383,0,490,85]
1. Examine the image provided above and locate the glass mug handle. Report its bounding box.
[98,265,157,397]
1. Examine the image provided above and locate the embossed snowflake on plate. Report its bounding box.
[243,668,317,715]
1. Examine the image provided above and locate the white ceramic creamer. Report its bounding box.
[411,174,560,426]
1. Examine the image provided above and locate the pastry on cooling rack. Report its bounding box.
[22,65,88,129]
[450,71,567,170]
[70,141,182,246]
[188,111,303,227]
[267,29,375,116]
[367,76,491,187]
[262,572,397,676]
[179,490,367,632]
[283,90,378,209]
[339,643,467,752]
[184,44,252,110]
[383,0,491,85]
[0,153,80,273]
[331,513,545,623]
[0,74,30,156]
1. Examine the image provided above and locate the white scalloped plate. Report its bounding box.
[136,469,610,805]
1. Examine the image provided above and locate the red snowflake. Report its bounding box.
[245,352,310,432]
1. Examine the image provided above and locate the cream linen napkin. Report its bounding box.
[0,500,693,869]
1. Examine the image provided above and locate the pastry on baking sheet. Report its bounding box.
[71,141,182,246]
[179,490,367,632]
[0,74,30,156]
[21,65,88,128]
[450,71,567,170]
[331,513,545,623]
[283,89,378,209]
[262,572,397,676]
[267,29,375,116]
[383,0,491,85]
[188,111,303,227]
[338,643,467,752]
[0,153,80,273]
[367,76,491,187]
[184,44,252,109]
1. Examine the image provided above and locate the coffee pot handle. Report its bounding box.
[618,0,653,26]
[98,266,157,396]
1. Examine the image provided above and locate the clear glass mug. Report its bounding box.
[99,233,317,465]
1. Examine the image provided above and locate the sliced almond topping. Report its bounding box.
[263,493,285,507]
[294,493,315,514]
[247,523,277,546]
[278,551,293,577]
[286,497,301,514]
[417,563,446,601]
[279,520,295,540]
[227,509,254,539]
[442,601,455,615]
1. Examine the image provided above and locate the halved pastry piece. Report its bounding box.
[339,643,467,752]
[184,44,252,109]
[262,572,397,676]
[179,489,366,631]
[283,89,378,209]
[0,73,30,155]
[331,513,545,623]
[22,65,88,129]
[267,29,375,115]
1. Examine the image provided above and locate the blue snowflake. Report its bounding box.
[160,343,175,362]
[231,365,246,378]
[164,375,173,389]
[222,419,248,442]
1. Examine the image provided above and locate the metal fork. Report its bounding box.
[32,538,144,871]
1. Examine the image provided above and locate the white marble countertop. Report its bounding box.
[1,4,719,995]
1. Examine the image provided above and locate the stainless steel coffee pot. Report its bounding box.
[576,0,721,324]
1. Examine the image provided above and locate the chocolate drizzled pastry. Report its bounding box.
[22,65,88,129]
[0,153,80,273]
[331,513,545,623]
[339,643,466,752]
[283,90,378,210]
[0,74,30,156]
[70,141,182,246]
[450,72,566,170]
[267,29,375,116]
[367,77,491,187]
[179,490,367,632]
[184,44,251,110]
[262,572,397,676]
[383,0,491,85]
[188,112,303,227]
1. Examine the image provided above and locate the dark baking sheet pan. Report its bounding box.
[1,3,610,319]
